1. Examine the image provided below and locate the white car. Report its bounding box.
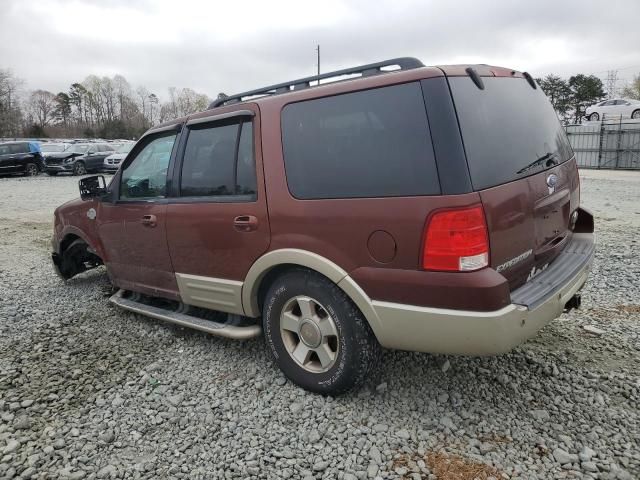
[102,142,134,173]
[585,98,640,121]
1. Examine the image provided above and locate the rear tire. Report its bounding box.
[73,161,87,176]
[262,268,382,395]
[632,109,640,120]
[23,163,39,176]
[589,112,600,121]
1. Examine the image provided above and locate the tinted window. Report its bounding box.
[9,143,28,154]
[180,120,256,199]
[449,76,573,190]
[236,122,257,196]
[121,133,177,199]
[281,83,439,199]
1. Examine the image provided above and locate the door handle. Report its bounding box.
[141,214,157,227]
[233,215,258,232]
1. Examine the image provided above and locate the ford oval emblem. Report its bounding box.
[546,173,558,188]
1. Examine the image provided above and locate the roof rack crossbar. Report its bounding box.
[209,57,424,109]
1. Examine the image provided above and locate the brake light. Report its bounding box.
[422,204,489,272]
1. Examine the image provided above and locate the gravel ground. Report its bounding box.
[0,171,638,480]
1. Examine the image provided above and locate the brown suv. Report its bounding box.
[51,58,595,394]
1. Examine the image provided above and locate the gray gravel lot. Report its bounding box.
[0,170,638,480]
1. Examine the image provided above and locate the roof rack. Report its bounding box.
[209,57,424,109]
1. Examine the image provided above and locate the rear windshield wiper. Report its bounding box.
[517,152,558,175]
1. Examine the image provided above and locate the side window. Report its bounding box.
[120,132,177,200]
[236,122,257,195]
[180,119,257,199]
[10,144,27,154]
[281,82,439,199]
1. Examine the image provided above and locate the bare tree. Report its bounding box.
[621,74,640,100]
[0,69,25,137]
[28,90,57,128]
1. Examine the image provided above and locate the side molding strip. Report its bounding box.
[176,273,245,315]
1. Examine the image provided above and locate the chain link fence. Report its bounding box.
[565,119,640,169]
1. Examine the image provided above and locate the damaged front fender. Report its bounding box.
[52,238,103,280]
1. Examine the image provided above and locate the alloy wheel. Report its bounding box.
[74,163,86,175]
[279,295,339,373]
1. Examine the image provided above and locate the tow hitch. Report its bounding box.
[564,293,581,312]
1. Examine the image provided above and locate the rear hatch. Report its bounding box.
[447,70,580,290]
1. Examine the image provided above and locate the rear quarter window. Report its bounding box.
[281,82,440,199]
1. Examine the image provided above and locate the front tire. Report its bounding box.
[262,269,381,395]
[73,161,87,176]
[589,112,600,121]
[23,163,39,176]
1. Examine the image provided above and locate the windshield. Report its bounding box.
[449,76,573,190]
[41,144,67,152]
[116,143,134,154]
[69,144,90,154]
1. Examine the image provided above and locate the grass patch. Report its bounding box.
[392,450,501,480]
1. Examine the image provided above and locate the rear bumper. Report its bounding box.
[369,232,595,355]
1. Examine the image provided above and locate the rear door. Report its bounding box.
[165,106,270,314]
[447,73,579,290]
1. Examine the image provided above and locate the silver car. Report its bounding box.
[103,142,134,173]
[585,98,640,121]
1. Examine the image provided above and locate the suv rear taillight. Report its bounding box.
[422,204,489,272]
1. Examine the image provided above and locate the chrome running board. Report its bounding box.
[109,289,261,340]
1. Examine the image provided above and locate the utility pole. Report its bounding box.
[316,45,320,77]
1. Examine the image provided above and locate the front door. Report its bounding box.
[97,129,181,298]
[166,108,270,314]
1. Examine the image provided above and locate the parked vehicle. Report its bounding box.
[0,141,44,176]
[51,58,595,394]
[585,98,640,121]
[41,143,71,160]
[44,143,115,175]
[102,142,134,173]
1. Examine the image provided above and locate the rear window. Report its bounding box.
[449,77,573,190]
[281,82,440,199]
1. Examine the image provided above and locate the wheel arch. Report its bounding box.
[57,225,101,258]
[242,249,384,338]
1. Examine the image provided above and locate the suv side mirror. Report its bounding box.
[79,175,107,200]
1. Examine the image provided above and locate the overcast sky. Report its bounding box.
[2,0,639,99]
